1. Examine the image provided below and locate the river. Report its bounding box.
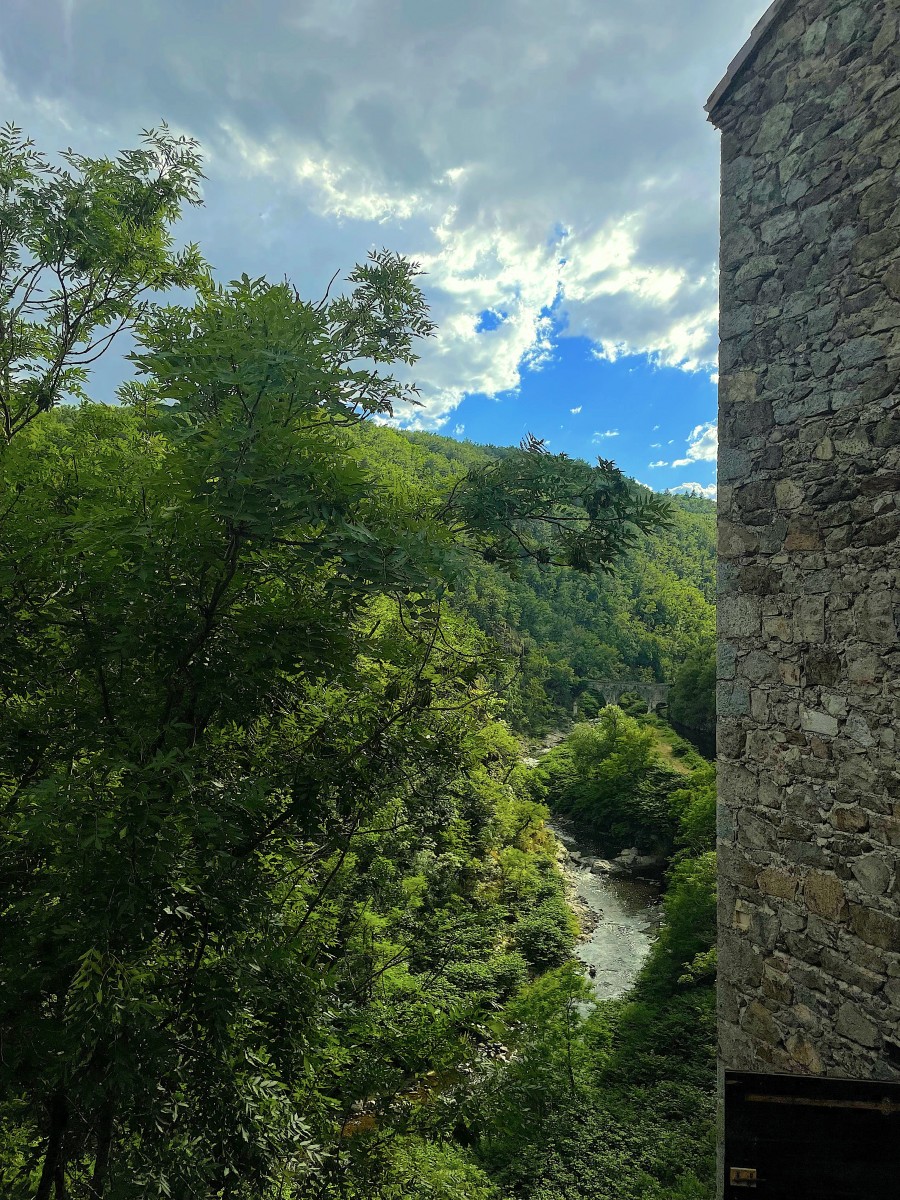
[549,818,662,1000]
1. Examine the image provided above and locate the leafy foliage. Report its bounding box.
[529,706,684,854]
[669,638,716,736]
[440,442,671,573]
[0,122,205,440]
[351,426,716,733]
[465,729,718,1200]
[0,127,717,1200]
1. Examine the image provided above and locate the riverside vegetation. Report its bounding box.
[0,127,717,1199]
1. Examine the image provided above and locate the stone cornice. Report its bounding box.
[705,0,798,125]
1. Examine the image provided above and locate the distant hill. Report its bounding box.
[355,426,716,732]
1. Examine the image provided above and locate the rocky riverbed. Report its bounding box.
[550,818,663,1000]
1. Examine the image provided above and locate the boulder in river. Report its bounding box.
[590,859,613,874]
[635,854,667,874]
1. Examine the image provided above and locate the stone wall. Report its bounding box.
[710,0,900,1082]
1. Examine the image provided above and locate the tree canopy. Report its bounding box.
[0,127,721,1200]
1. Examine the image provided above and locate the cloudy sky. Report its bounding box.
[3,0,764,498]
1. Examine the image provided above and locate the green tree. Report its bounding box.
[637,853,718,998]
[341,426,715,734]
[669,639,716,736]
[533,706,675,851]
[0,123,204,441]
[671,764,717,859]
[0,129,672,1199]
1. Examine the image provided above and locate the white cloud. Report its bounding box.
[670,421,718,468]
[648,460,669,468]
[650,442,662,448]
[669,481,717,500]
[570,405,582,414]
[453,423,465,435]
[592,429,619,441]
[0,0,757,427]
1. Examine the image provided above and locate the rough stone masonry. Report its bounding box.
[707,0,900,1084]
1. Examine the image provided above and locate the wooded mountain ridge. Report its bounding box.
[355,425,716,733]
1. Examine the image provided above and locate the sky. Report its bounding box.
[2,0,766,499]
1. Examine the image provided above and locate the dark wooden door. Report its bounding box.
[725,1070,900,1198]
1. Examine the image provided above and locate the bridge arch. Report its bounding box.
[582,679,670,714]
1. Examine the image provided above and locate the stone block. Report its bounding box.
[854,591,897,643]
[779,659,801,685]
[850,852,892,894]
[719,447,752,482]
[717,640,738,681]
[763,611,793,641]
[720,927,766,987]
[753,103,794,155]
[741,998,780,1044]
[784,524,825,552]
[803,871,848,922]
[807,913,839,947]
[836,1002,880,1048]
[730,399,777,441]
[733,900,752,932]
[736,255,778,286]
[802,648,842,686]
[743,649,779,682]
[740,565,781,596]
[792,596,826,642]
[845,713,876,747]
[739,809,778,852]
[762,963,794,1004]
[762,210,801,245]
[718,520,760,557]
[846,650,882,684]
[720,369,759,403]
[734,479,776,515]
[852,227,900,265]
[720,595,762,638]
[718,683,751,718]
[859,178,897,217]
[718,844,761,890]
[839,336,886,369]
[775,478,805,510]
[786,1031,824,1073]
[873,15,899,57]
[757,866,799,900]
[750,688,770,722]
[790,1002,821,1033]
[717,804,735,843]
[829,805,869,834]
[802,18,828,57]
[800,706,839,737]
[720,761,758,802]
[849,903,900,951]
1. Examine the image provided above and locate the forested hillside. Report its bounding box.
[0,127,716,1200]
[355,426,716,733]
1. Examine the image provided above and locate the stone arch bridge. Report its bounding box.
[582,680,670,714]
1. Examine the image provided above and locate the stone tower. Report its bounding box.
[707,0,900,1183]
